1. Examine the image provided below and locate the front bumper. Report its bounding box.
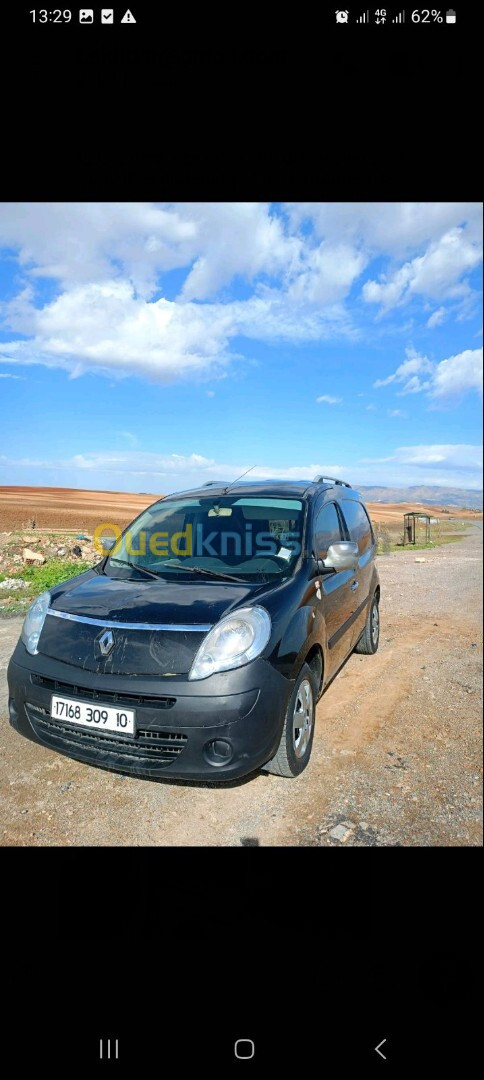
[7,641,294,781]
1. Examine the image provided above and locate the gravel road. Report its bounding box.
[1,526,482,846]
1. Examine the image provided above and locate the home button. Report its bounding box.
[234,1038,255,1060]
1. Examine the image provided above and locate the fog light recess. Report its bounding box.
[8,699,19,725]
[204,739,233,766]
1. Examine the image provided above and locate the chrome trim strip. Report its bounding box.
[46,608,212,632]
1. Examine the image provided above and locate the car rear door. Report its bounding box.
[338,498,375,647]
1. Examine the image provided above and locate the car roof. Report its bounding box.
[161,479,363,501]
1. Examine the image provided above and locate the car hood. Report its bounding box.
[39,570,264,676]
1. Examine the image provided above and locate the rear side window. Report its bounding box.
[314,502,344,557]
[340,500,373,554]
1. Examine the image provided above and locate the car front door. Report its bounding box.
[312,500,358,680]
[338,499,375,648]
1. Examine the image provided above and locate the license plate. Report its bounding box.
[50,695,136,735]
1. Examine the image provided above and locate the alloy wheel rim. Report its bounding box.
[293,679,313,759]
[371,603,379,645]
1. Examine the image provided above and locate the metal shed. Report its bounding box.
[403,511,431,545]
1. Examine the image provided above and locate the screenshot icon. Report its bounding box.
[79,9,94,21]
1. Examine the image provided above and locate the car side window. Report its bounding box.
[339,500,373,555]
[314,501,344,558]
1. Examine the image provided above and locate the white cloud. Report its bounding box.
[0,372,26,379]
[426,306,446,328]
[398,375,433,396]
[373,347,434,389]
[0,202,481,386]
[361,443,481,469]
[0,202,303,305]
[373,346,482,402]
[365,404,377,411]
[116,431,138,447]
[0,282,236,382]
[179,203,302,300]
[0,451,344,487]
[1,446,481,492]
[316,394,342,404]
[0,278,359,383]
[387,409,407,417]
[286,202,482,256]
[286,242,367,306]
[0,203,200,300]
[355,443,482,487]
[429,347,483,400]
[362,226,482,313]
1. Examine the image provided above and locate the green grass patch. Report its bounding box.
[377,533,468,555]
[0,558,92,617]
[11,557,92,591]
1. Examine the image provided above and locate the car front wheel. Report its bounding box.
[262,662,316,777]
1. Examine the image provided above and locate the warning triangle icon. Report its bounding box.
[121,9,136,22]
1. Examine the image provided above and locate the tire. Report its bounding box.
[354,593,380,655]
[262,663,316,777]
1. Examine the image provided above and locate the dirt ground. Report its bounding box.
[0,485,481,532]
[0,486,159,531]
[0,523,481,847]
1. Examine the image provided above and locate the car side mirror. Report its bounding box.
[101,536,116,552]
[322,541,359,571]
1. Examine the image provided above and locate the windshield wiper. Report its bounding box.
[163,560,243,583]
[109,558,164,579]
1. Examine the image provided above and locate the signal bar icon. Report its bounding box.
[392,10,405,21]
[357,9,369,21]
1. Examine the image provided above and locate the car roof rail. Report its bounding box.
[312,475,352,488]
[202,480,230,487]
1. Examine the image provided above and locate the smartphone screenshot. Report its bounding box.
[1,5,481,1075]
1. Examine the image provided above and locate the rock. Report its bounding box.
[71,545,82,558]
[23,547,46,565]
[0,578,29,590]
[415,558,426,563]
[22,535,40,544]
[57,548,66,556]
[329,823,353,842]
[81,546,94,559]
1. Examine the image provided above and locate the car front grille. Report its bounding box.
[30,673,176,709]
[25,705,187,766]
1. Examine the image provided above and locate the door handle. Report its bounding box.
[350,580,359,591]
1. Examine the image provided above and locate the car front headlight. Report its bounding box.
[188,605,271,681]
[21,590,50,655]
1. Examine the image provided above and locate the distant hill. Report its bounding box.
[357,485,483,509]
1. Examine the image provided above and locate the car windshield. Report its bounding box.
[109,495,306,581]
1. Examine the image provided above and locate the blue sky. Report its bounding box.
[0,202,482,493]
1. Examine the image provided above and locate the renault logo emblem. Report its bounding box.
[96,629,114,657]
